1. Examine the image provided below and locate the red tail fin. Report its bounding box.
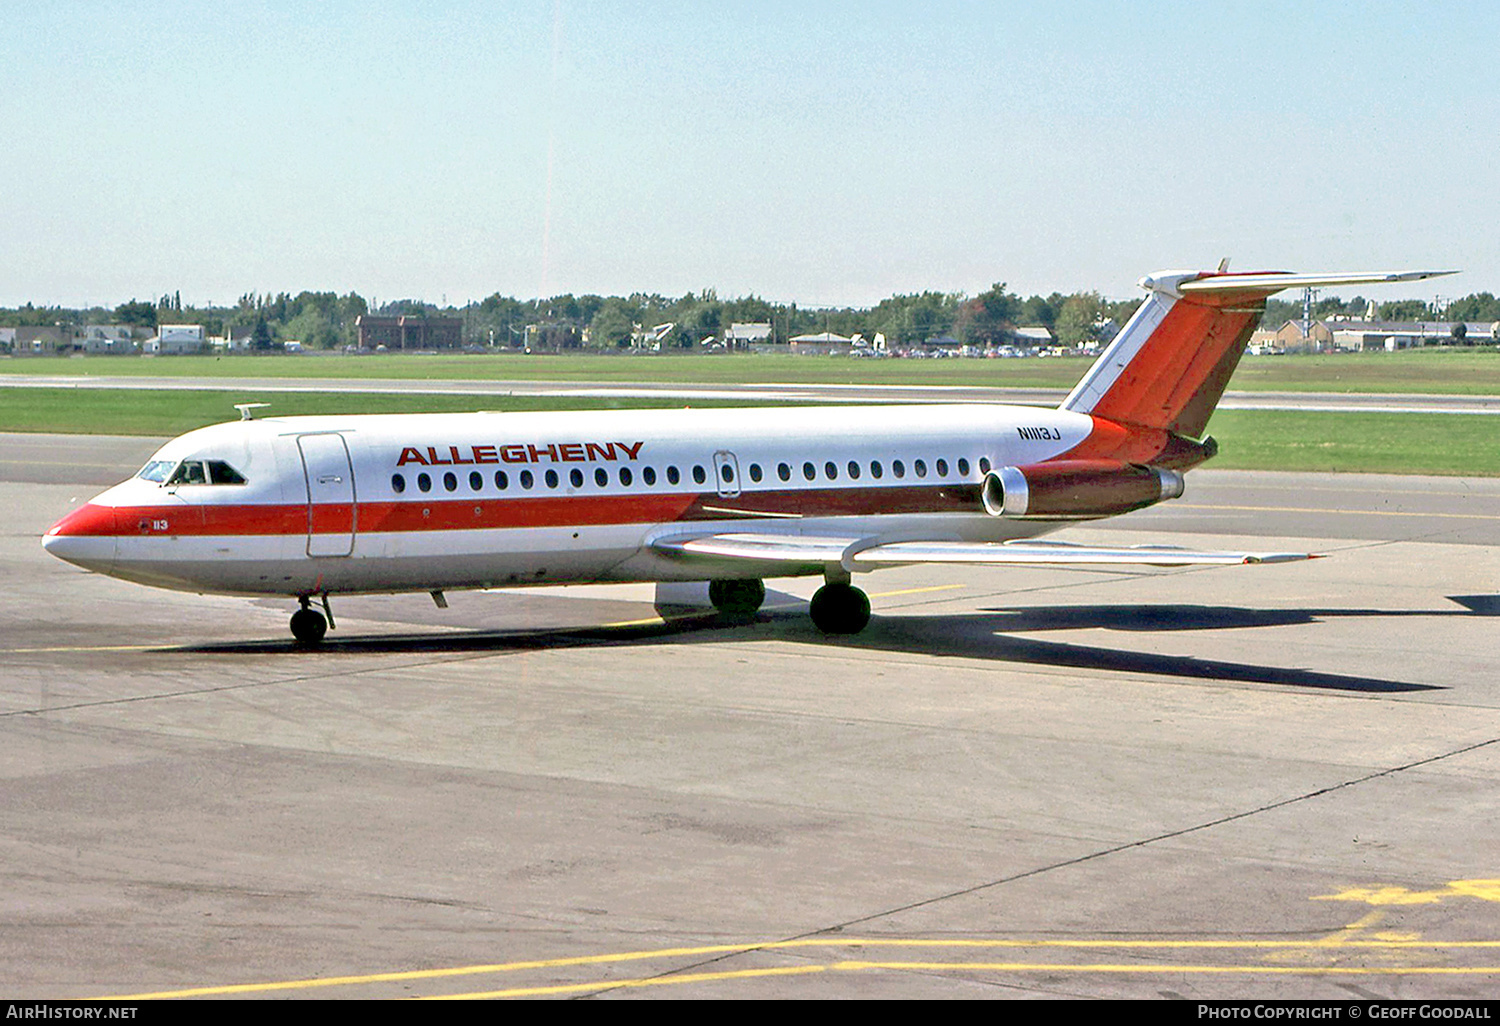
[1061,269,1456,438]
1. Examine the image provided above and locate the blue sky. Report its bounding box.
[4,1,1497,308]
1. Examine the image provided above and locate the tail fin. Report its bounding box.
[1060,269,1455,438]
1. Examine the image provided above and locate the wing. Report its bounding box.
[650,532,1315,572]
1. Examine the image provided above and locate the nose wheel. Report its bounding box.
[809,582,871,635]
[290,596,329,645]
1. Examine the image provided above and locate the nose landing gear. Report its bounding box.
[290,595,330,645]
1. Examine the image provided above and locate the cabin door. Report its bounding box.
[298,433,356,557]
[713,450,741,498]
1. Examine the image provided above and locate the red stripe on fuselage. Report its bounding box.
[49,485,985,539]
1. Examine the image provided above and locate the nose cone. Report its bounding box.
[42,503,118,574]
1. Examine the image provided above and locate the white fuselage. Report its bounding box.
[44,403,1095,597]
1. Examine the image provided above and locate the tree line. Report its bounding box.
[5,283,1497,352]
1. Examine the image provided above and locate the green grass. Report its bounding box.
[1202,409,1500,475]
[4,352,1084,387]
[5,346,1500,393]
[4,387,1498,476]
[0,389,787,438]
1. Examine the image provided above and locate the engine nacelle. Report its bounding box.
[981,460,1185,519]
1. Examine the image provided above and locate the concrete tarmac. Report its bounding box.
[3,438,1499,999]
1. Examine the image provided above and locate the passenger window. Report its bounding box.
[620,467,633,486]
[667,466,680,485]
[443,472,458,492]
[979,457,991,474]
[643,467,657,486]
[469,471,483,491]
[692,465,706,485]
[936,459,949,477]
[520,470,534,489]
[570,468,584,488]
[495,470,509,490]
[778,462,791,482]
[870,461,883,479]
[719,463,734,483]
[391,474,406,494]
[915,459,927,478]
[418,473,432,493]
[595,468,608,487]
[847,460,860,480]
[957,458,970,476]
[824,461,838,480]
[893,460,906,479]
[545,469,559,489]
[802,462,816,481]
[749,463,762,483]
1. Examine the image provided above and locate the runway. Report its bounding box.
[3,372,1500,412]
[4,437,1500,999]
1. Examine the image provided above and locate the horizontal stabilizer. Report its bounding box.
[1177,270,1458,294]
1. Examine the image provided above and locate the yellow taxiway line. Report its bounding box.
[95,936,1500,1000]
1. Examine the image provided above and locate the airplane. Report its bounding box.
[42,267,1452,644]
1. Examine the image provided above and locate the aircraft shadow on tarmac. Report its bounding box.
[166,590,1500,695]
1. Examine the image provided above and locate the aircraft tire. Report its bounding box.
[708,578,766,619]
[809,583,871,635]
[290,608,328,645]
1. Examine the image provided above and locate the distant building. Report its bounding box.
[1250,316,1498,353]
[209,327,254,352]
[13,326,68,356]
[356,314,463,350]
[725,322,772,349]
[789,330,855,355]
[145,324,205,355]
[1328,320,1499,350]
[1270,318,1335,352]
[1012,326,1055,346]
[78,325,136,354]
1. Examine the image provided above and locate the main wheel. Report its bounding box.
[290,607,328,645]
[809,583,871,635]
[708,578,766,619]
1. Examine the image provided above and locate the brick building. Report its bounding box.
[356,315,463,350]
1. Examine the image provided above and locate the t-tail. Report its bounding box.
[970,267,1459,522]
[1061,268,1457,440]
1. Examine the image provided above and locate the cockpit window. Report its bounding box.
[207,460,247,485]
[161,460,248,486]
[137,460,175,483]
[167,461,208,486]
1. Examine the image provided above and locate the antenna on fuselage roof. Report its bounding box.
[234,403,270,421]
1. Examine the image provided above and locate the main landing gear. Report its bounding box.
[706,574,872,634]
[809,577,871,635]
[290,595,330,645]
[708,578,766,621]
